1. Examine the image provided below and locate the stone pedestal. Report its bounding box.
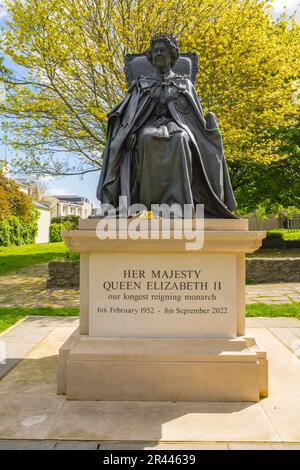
[58,219,268,401]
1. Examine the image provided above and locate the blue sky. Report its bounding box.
[0,1,299,207]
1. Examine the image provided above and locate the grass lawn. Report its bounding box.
[0,307,79,333]
[0,242,73,275]
[246,302,300,319]
[0,303,299,334]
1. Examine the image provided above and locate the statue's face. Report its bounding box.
[151,40,172,70]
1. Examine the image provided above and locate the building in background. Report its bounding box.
[46,194,93,219]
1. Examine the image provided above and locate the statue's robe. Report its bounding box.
[97,72,237,218]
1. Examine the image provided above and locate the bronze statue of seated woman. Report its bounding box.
[97,33,237,218]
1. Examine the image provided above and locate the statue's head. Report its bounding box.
[146,33,179,70]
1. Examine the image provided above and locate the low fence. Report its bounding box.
[246,258,300,283]
[47,261,80,288]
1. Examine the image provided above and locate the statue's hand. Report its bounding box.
[125,133,137,151]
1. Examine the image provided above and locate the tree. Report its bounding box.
[0,173,37,222]
[0,0,299,209]
[230,112,300,215]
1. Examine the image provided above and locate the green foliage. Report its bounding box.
[51,215,79,227]
[0,307,79,333]
[266,231,283,240]
[231,153,300,215]
[0,173,38,223]
[231,113,300,213]
[0,241,71,275]
[0,0,299,189]
[0,173,38,246]
[65,250,80,261]
[49,215,79,242]
[49,221,74,242]
[0,215,38,246]
[246,302,300,320]
[267,229,300,241]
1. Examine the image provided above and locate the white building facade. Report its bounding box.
[34,202,51,244]
[50,195,93,219]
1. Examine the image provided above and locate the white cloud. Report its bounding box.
[36,175,54,183]
[272,0,300,13]
[45,188,73,196]
[0,3,7,20]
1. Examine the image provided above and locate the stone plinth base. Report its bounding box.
[58,332,268,402]
[58,219,268,402]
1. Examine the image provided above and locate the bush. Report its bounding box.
[263,229,300,249]
[49,216,78,242]
[49,221,74,242]
[0,216,38,246]
[65,250,80,261]
[266,229,300,241]
[51,215,79,227]
[0,174,38,246]
[266,231,283,240]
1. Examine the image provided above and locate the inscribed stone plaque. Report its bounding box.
[89,253,237,338]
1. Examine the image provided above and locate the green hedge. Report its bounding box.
[263,229,300,249]
[266,229,300,241]
[49,221,75,242]
[51,215,79,227]
[266,231,283,240]
[0,216,38,246]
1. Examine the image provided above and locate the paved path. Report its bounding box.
[0,264,299,307]
[0,316,300,449]
[0,264,79,308]
[246,282,300,304]
[0,440,299,450]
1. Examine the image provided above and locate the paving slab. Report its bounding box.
[246,317,300,328]
[288,328,300,339]
[0,391,65,440]
[271,444,300,450]
[261,393,300,442]
[228,443,300,450]
[0,317,79,380]
[228,443,274,450]
[246,282,300,304]
[0,439,56,450]
[54,441,99,450]
[0,317,300,444]
[269,328,300,352]
[0,359,21,380]
[1,439,300,450]
[23,316,79,326]
[48,400,280,442]
[246,327,300,442]
[99,442,229,450]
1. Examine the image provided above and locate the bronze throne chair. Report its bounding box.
[124,51,199,87]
